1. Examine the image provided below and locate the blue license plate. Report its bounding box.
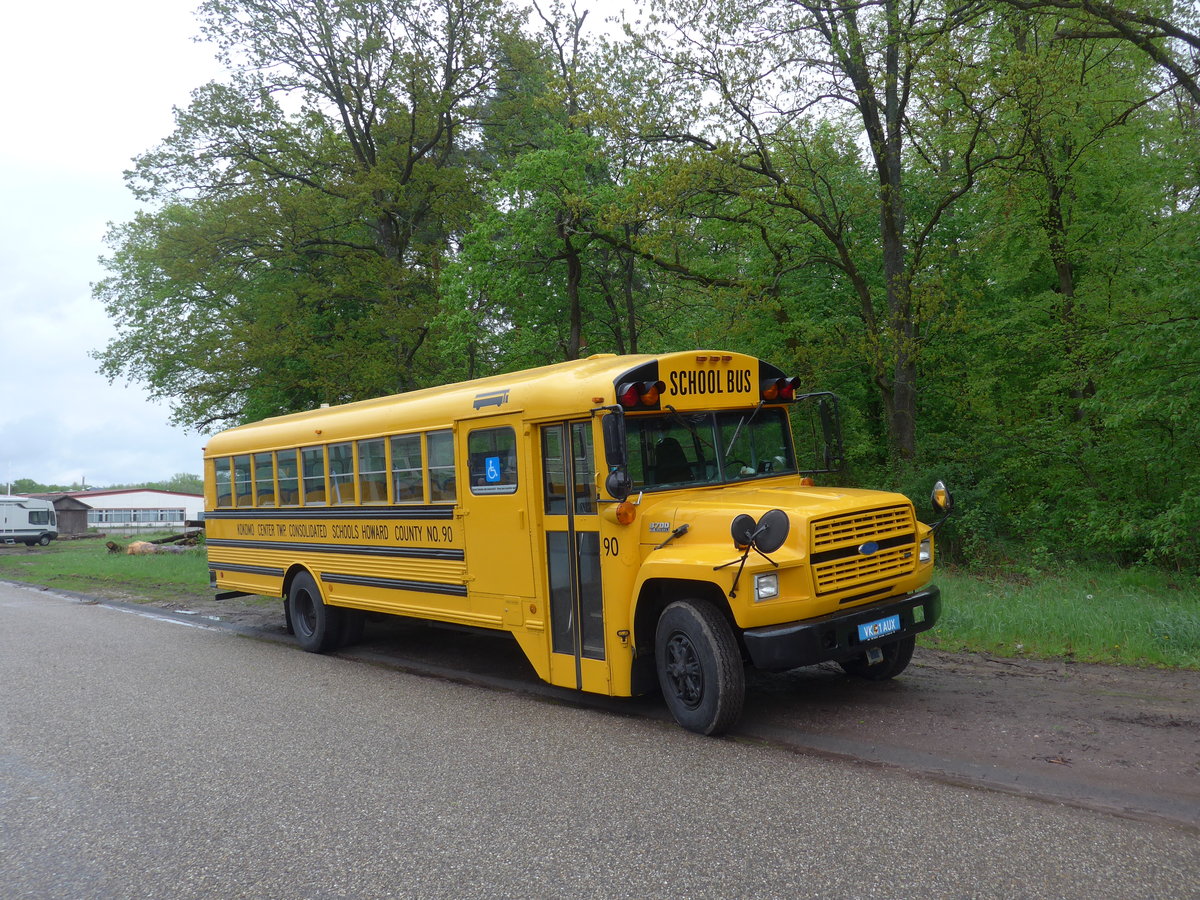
[858,614,901,642]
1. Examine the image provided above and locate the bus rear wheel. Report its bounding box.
[655,600,744,736]
[839,635,915,680]
[287,572,343,653]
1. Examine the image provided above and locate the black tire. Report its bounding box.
[655,600,745,735]
[840,635,915,681]
[37,535,51,547]
[287,572,343,653]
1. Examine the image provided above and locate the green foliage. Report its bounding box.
[906,12,1200,570]
[5,475,204,494]
[6,478,79,494]
[108,474,206,495]
[94,0,1200,568]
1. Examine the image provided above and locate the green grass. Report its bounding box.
[4,538,1198,669]
[0,536,211,604]
[930,566,1200,669]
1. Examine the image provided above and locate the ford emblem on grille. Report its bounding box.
[858,540,880,556]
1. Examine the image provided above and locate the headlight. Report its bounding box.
[920,538,932,564]
[754,573,780,601]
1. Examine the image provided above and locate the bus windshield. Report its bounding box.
[625,407,797,490]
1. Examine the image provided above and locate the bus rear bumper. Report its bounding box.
[742,585,941,672]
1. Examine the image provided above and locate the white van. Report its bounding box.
[0,496,58,546]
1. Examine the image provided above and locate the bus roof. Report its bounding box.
[204,350,785,457]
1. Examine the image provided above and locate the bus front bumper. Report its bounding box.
[742,586,942,672]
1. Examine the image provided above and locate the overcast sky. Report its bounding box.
[0,0,224,489]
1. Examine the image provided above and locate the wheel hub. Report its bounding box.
[665,632,703,708]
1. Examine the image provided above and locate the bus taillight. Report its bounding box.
[760,376,801,402]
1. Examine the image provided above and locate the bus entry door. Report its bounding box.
[540,420,608,692]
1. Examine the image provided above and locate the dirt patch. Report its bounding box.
[743,649,1200,825]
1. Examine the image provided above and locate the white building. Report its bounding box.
[58,489,204,534]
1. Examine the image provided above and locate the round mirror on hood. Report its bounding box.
[730,514,756,548]
[754,508,790,554]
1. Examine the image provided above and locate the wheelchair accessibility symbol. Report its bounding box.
[485,456,502,483]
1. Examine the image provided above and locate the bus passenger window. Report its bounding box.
[254,452,275,507]
[277,450,300,505]
[233,455,253,507]
[427,431,456,502]
[541,426,567,515]
[571,421,597,515]
[390,434,424,502]
[301,447,327,505]
[328,442,356,505]
[468,427,518,495]
[358,438,388,503]
[213,458,233,508]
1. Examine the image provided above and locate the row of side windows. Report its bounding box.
[88,508,186,524]
[211,430,457,509]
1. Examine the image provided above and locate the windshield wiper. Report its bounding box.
[724,400,765,457]
[663,405,714,451]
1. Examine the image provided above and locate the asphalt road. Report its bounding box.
[2,582,1198,899]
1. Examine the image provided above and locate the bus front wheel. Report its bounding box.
[287,572,343,653]
[655,600,745,736]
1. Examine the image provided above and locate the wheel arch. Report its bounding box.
[630,577,738,694]
[281,564,321,636]
[282,563,322,601]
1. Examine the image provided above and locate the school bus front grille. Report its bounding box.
[810,505,917,596]
[812,504,914,549]
[812,545,917,595]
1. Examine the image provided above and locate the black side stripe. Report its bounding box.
[210,562,286,578]
[321,572,468,597]
[207,538,464,561]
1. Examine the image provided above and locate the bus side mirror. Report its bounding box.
[602,409,627,468]
[931,480,954,515]
[601,409,632,501]
[929,480,955,532]
[605,469,633,502]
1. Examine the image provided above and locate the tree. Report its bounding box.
[917,7,1200,565]
[95,0,520,428]
[440,1,654,375]
[615,0,1013,462]
[995,0,1200,103]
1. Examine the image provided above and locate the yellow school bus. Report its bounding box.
[204,351,951,734]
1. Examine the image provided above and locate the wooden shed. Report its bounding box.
[41,495,93,536]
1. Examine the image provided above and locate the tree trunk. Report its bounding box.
[559,216,583,359]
